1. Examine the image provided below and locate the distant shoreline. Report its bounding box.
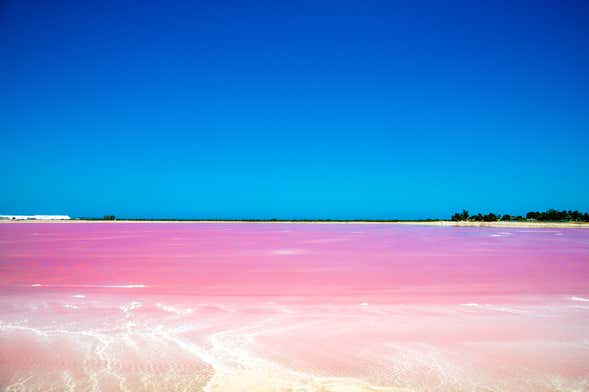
[2,219,588,228]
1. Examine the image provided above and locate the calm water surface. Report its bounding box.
[1,223,588,391]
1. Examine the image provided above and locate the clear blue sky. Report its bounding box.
[1,0,588,219]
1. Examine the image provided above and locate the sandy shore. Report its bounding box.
[1,219,588,228]
[391,220,589,228]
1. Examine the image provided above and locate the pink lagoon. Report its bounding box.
[1,222,589,391]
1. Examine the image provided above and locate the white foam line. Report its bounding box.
[460,303,522,314]
[270,248,308,256]
[570,296,589,302]
[155,303,193,316]
[99,284,148,288]
[28,284,149,288]
[120,301,143,312]
[198,321,402,392]
[0,324,50,338]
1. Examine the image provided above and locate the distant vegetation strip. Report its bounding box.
[450,209,589,222]
[76,209,589,223]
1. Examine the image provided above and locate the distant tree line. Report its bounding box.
[450,210,504,222]
[451,209,589,222]
[525,209,589,222]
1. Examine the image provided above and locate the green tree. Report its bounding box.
[451,209,469,221]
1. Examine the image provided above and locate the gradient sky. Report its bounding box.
[1,0,588,219]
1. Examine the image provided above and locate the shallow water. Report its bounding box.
[1,223,588,391]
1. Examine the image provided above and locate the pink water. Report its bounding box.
[1,223,588,391]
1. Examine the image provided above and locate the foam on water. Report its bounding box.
[570,296,589,302]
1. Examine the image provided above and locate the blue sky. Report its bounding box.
[1,0,588,219]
